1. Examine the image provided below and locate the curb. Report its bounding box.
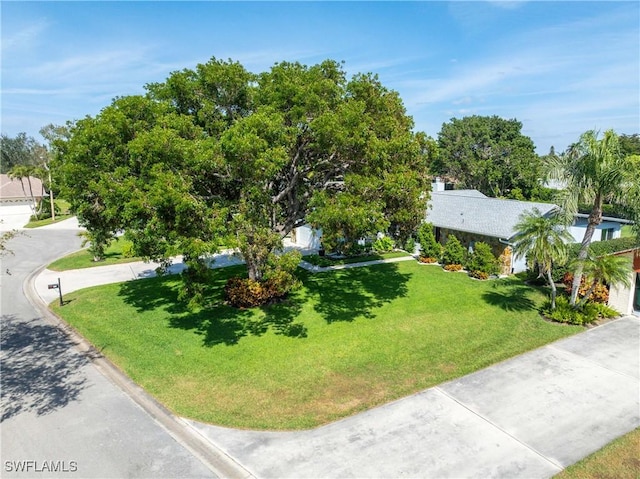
[24,263,255,479]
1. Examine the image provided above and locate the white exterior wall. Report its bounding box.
[568,218,622,243]
[511,253,528,274]
[293,225,322,249]
[607,251,639,316]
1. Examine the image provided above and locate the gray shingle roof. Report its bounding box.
[426,191,559,241]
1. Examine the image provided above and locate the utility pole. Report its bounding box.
[42,156,55,222]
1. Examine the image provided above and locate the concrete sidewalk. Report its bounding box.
[185,316,639,478]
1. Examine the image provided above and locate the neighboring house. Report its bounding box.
[0,173,45,230]
[425,178,631,274]
[608,248,640,316]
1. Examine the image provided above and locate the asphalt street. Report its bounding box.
[0,226,219,479]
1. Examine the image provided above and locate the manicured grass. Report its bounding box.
[303,250,410,266]
[52,261,582,430]
[24,214,73,228]
[554,428,640,479]
[48,236,140,271]
[24,199,73,228]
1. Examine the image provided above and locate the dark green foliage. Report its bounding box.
[434,115,541,199]
[56,57,428,304]
[543,295,618,325]
[403,237,416,254]
[466,242,499,275]
[442,234,466,266]
[417,222,440,259]
[225,250,302,308]
[0,133,43,173]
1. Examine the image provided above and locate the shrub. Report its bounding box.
[562,273,609,304]
[466,242,499,275]
[418,256,438,264]
[469,270,489,280]
[543,295,618,326]
[404,237,416,254]
[417,223,441,259]
[226,250,302,308]
[443,264,463,272]
[442,234,466,266]
[372,236,394,253]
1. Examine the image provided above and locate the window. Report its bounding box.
[601,228,615,241]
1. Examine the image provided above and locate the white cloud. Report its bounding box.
[1,19,49,52]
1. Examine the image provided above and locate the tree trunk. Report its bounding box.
[546,268,557,310]
[571,195,602,306]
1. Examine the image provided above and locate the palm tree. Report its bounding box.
[547,129,638,306]
[512,208,573,309]
[8,165,42,220]
[576,253,632,308]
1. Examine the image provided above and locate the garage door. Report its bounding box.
[0,204,34,231]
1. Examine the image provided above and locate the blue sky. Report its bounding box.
[2,1,638,154]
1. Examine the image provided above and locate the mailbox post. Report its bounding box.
[48,278,63,306]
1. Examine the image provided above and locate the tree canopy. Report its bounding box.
[0,133,46,174]
[433,115,542,199]
[55,58,429,301]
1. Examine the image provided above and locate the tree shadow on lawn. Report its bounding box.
[117,265,306,346]
[303,263,412,323]
[481,279,539,312]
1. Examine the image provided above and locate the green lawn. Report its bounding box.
[621,225,634,238]
[24,199,73,228]
[52,261,582,430]
[303,250,410,266]
[48,236,140,271]
[554,428,640,479]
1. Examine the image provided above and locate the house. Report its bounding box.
[608,248,640,316]
[0,173,45,230]
[425,178,631,274]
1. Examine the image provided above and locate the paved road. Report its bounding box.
[0,226,220,478]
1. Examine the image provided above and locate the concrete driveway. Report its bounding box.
[186,316,639,478]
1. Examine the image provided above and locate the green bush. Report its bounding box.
[466,242,499,275]
[542,295,619,326]
[226,250,302,308]
[372,236,394,253]
[469,270,489,280]
[442,234,466,266]
[417,223,441,259]
[403,237,416,254]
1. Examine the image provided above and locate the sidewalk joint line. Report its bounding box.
[434,387,564,471]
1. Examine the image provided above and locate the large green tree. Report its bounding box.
[434,115,541,198]
[55,58,428,296]
[547,129,640,306]
[0,133,43,174]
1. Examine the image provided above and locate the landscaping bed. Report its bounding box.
[52,261,581,430]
